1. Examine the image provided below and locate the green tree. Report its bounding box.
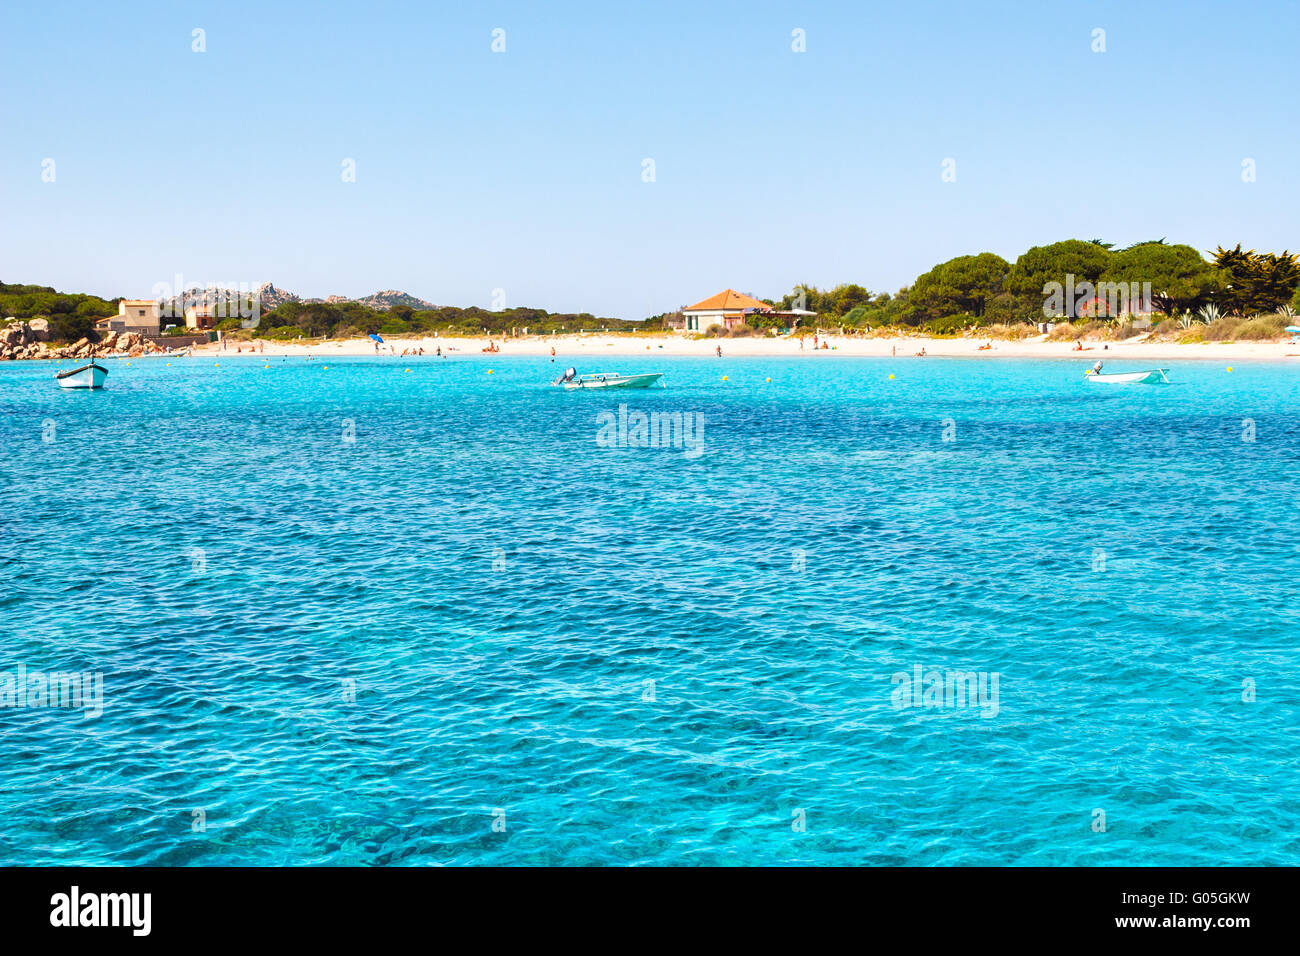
[1007,239,1112,298]
[828,284,871,315]
[1101,242,1219,315]
[1212,245,1300,314]
[47,314,95,343]
[910,252,1010,321]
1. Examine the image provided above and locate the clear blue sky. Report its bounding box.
[2,0,1297,318]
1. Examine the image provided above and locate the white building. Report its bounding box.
[681,288,815,333]
[95,299,161,335]
[681,289,773,333]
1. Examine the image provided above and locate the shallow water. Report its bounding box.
[1,353,1297,865]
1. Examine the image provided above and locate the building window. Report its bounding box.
[138,310,145,317]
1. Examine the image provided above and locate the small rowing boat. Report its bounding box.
[554,368,664,390]
[55,363,109,389]
[1085,368,1170,385]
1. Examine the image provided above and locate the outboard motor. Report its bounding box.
[554,367,577,385]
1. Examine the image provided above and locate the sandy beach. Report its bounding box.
[196,332,1300,362]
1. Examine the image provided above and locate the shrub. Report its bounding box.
[1232,315,1285,340]
[261,325,305,340]
[46,314,96,343]
[1204,317,1243,341]
[980,323,1038,340]
[1046,321,1085,342]
[925,314,974,335]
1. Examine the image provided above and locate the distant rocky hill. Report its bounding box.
[255,282,300,311]
[163,282,435,314]
[351,290,438,311]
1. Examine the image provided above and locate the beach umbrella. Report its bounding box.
[1286,326,1300,333]
[369,333,385,343]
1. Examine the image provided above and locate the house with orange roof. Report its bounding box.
[681,289,774,333]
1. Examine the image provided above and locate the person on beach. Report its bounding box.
[715,345,722,357]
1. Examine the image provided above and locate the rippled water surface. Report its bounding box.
[2,353,1298,865]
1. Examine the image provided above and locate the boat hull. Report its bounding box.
[55,364,109,389]
[561,372,663,390]
[1087,368,1169,385]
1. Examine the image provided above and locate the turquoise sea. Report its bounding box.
[1,353,1297,866]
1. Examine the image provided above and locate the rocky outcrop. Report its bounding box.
[0,321,42,359]
[254,282,300,311]
[352,290,438,311]
[0,321,163,361]
[160,282,437,313]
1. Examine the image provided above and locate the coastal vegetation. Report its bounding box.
[5,237,1300,346]
[0,281,117,343]
[231,301,638,341]
[787,239,1300,338]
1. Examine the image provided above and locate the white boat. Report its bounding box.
[554,368,664,390]
[55,363,109,389]
[1086,368,1169,385]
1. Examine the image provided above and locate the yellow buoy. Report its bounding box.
[765,377,771,382]
[1226,366,1233,372]
[722,375,729,381]
[405,368,410,372]
[889,373,895,379]
[488,369,494,374]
